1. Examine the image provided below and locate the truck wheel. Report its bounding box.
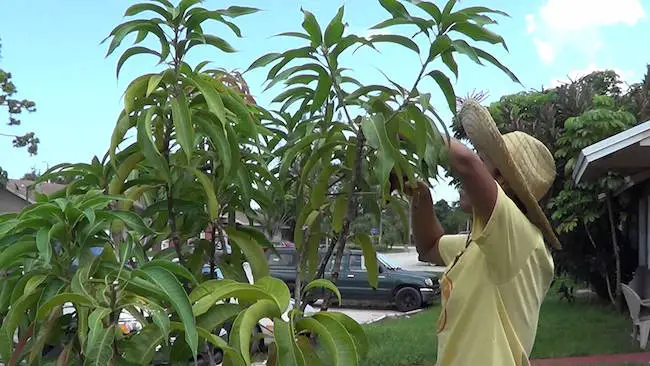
[395,287,421,312]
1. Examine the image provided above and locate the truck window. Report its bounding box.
[349,254,366,272]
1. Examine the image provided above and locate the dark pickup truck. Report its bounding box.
[267,248,440,312]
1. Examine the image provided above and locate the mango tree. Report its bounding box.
[251,0,520,313]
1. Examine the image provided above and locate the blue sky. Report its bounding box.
[0,0,648,202]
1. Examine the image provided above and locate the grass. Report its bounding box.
[361,297,640,366]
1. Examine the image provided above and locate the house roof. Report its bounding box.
[4,179,65,203]
[573,120,650,184]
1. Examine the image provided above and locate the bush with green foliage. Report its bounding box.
[0,0,518,364]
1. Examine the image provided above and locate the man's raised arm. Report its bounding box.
[408,181,445,265]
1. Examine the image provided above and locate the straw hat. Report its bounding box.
[458,100,561,249]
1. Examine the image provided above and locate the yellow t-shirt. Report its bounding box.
[435,185,554,366]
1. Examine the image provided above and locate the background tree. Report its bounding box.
[0,39,39,155]
[454,69,645,305]
[434,199,469,234]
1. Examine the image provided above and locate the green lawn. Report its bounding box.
[361,297,640,366]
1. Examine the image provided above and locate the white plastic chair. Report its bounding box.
[621,283,650,349]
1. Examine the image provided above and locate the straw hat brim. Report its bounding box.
[459,101,561,250]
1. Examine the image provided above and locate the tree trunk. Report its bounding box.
[606,194,622,312]
[320,131,365,311]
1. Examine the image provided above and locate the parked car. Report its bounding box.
[267,247,440,312]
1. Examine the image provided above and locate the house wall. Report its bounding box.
[629,182,650,298]
[0,189,29,213]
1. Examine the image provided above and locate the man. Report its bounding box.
[400,100,561,365]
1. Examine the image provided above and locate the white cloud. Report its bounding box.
[533,38,555,63]
[549,63,635,88]
[540,0,645,32]
[525,14,536,34]
[526,0,646,64]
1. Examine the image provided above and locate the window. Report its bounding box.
[349,254,366,272]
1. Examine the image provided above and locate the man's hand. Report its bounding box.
[389,171,419,196]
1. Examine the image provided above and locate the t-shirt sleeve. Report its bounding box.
[438,234,468,266]
[471,184,542,284]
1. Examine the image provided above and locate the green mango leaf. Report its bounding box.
[24,274,48,297]
[441,50,459,79]
[137,266,198,360]
[311,313,359,365]
[194,112,234,177]
[369,34,419,54]
[0,237,36,268]
[225,227,270,280]
[123,74,152,114]
[121,325,165,365]
[0,291,40,360]
[306,232,322,279]
[189,168,220,221]
[427,34,451,62]
[255,276,291,314]
[218,5,260,18]
[221,91,256,136]
[331,194,347,233]
[230,299,280,365]
[190,280,281,316]
[407,0,441,22]
[303,278,341,305]
[407,105,428,158]
[197,303,245,331]
[301,9,323,47]
[274,31,311,40]
[146,71,166,96]
[273,318,306,366]
[295,316,357,366]
[200,34,237,53]
[108,111,136,167]
[170,92,195,164]
[324,6,345,47]
[353,233,378,289]
[166,322,247,366]
[296,335,325,366]
[116,46,161,78]
[450,21,507,50]
[361,115,396,185]
[474,47,520,84]
[379,0,410,18]
[452,39,482,64]
[321,312,368,358]
[137,108,170,181]
[246,52,282,73]
[141,259,199,287]
[442,0,457,18]
[428,70,456,115]
[96,210,154,235]
[345,85,398,101]
[311,73,332,113]
[190,73,227,123]
[36,227,52,264]
[36,293,96,321]
[311,164,338,208]
[85,308,114,366]
[124,3,172,21]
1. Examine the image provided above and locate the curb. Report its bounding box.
[367,308,424,324]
